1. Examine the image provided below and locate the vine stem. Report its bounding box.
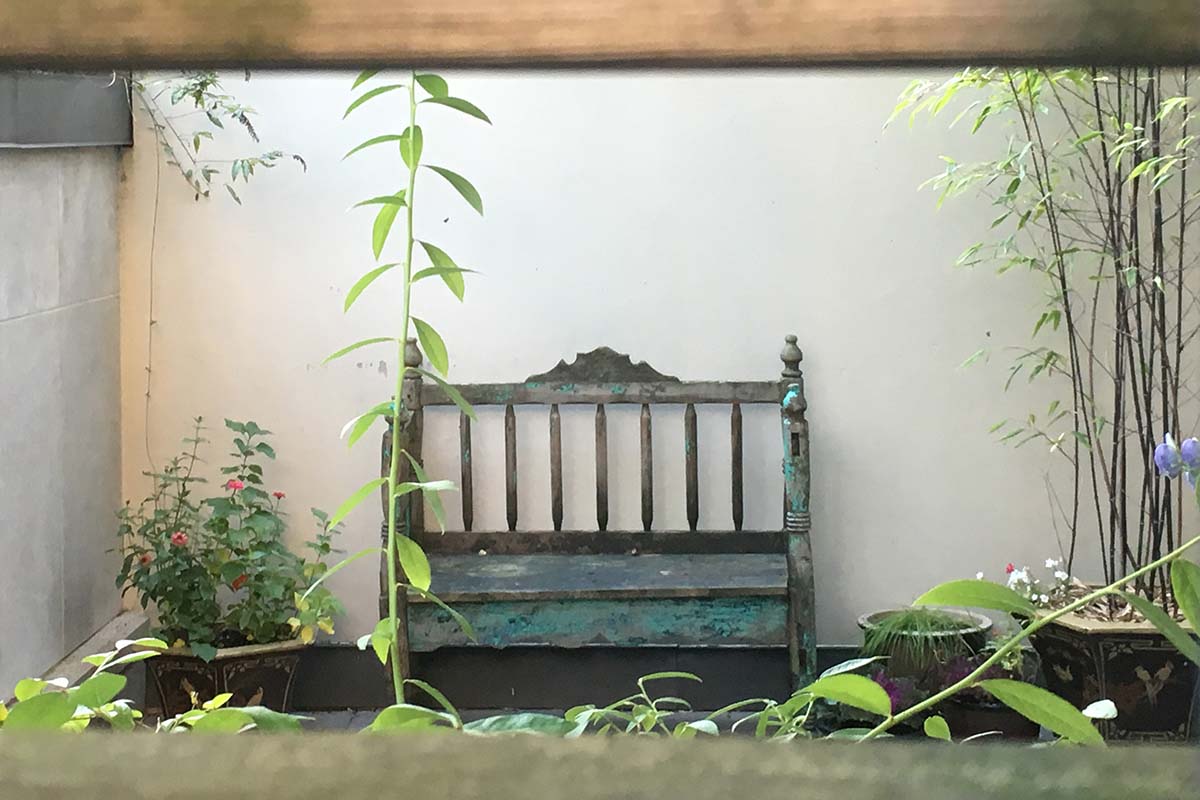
[383,73,420,704]
[858,531,1200,742]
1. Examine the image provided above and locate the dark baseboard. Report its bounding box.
[286,643,860,712]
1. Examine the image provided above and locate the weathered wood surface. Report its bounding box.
[685,403,699,531]
[459,410,474,532]
[408,595,787,649]
[504,403,518,532]
[731,402,744,531]
[6,1,1200,68]
[411,553,788,602]
[422,381,780,407]
[595,404,608,532]
[415,529,788,555]
[550,404,564,531]
[2,734,1197,800]
[640,404,654,532]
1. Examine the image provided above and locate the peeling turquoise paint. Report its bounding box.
[408,597,786,651]
[554,383,577,393]
[525,382,543,389]
[609,384,628,395]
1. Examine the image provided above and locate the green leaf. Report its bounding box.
[412,317,449,376]
[344,264,399,312]
[402,452,447,533]
[396,535,431,591]
[1119,592,1200,667]
[372,202,401,259]
[415,74,449,98]
[189,707,255,733]
[1172,559,1200,633]
[343,84,407,118]
[913,579,1037,617]
[803,673,892,718]
[414,368,476,420]
[823,727,892,741]
[365,704,455,733]
[14,678,61,702]
[352,192,406,210]
[417,241,467,300]
[302,546,383,601]
[412,265,477,296]
[404,679,461,725]
[425,166,483,215]
[359,619,394,666]
[819,656,886,679]
[979,679,1104,746]
[352,70,379,89]
[73,673,126,708]
[3,691,77,730]
[421,96,491,124]
[463,713,577,736]
[923,715,952,741]
[330,478,388,527]
[240,706,305,732]
[407,585,476,642]
[341,402,393,447]
[343,134,405,160]
[190,642,218,662]
[323,337,393,364]
[399,125,423,169]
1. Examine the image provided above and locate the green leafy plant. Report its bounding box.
[861,608,978,675]
[131,71,306,204]
[894,68,1198,613]
[0,638,310,733]
[325,69,488,705]
[116,418,343,659]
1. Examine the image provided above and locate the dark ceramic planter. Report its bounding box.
[146,640,305,717]
[1031,613,1200,741]
[939,698,1040,741]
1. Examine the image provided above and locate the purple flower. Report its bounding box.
[1182,438,1200,468]
[1155,434,1183,478]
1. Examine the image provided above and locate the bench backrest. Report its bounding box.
[382,336,811,558]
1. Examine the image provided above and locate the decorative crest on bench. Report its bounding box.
[525,347,680,384]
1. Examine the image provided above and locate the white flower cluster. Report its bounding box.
[979,557,1073,609]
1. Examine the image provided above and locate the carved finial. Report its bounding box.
[404,337,423,369]
[780,334,803,379]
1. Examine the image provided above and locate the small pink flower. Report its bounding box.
[170,531,189,547]
[1005,562,1015,575]
[272,491,286,500]
[225,479,245,491]
[138,552,154,566]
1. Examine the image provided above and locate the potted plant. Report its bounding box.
[116,418,342,715]
[897,67,1200,740]
[858,607,992,678]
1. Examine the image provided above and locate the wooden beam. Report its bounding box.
[2,1,1200,68]
[1,731,1198,799]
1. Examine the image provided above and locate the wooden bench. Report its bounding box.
[380,336,815,694]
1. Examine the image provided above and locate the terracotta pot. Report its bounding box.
[146,639,305,717]
[856,608,993,677]
[1031,611,1200,741]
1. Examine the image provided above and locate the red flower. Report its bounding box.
[170,531,189,547]
[225,479,245,491]
[1005,562,1015,575]
[272,491,286,500]
[138,552,153,566]
[231,573,248,591]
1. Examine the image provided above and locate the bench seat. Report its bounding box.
[407,553,790,651]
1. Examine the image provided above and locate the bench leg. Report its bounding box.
[787,531,817,690]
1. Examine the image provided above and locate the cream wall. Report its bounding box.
[118,71,1076,647]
